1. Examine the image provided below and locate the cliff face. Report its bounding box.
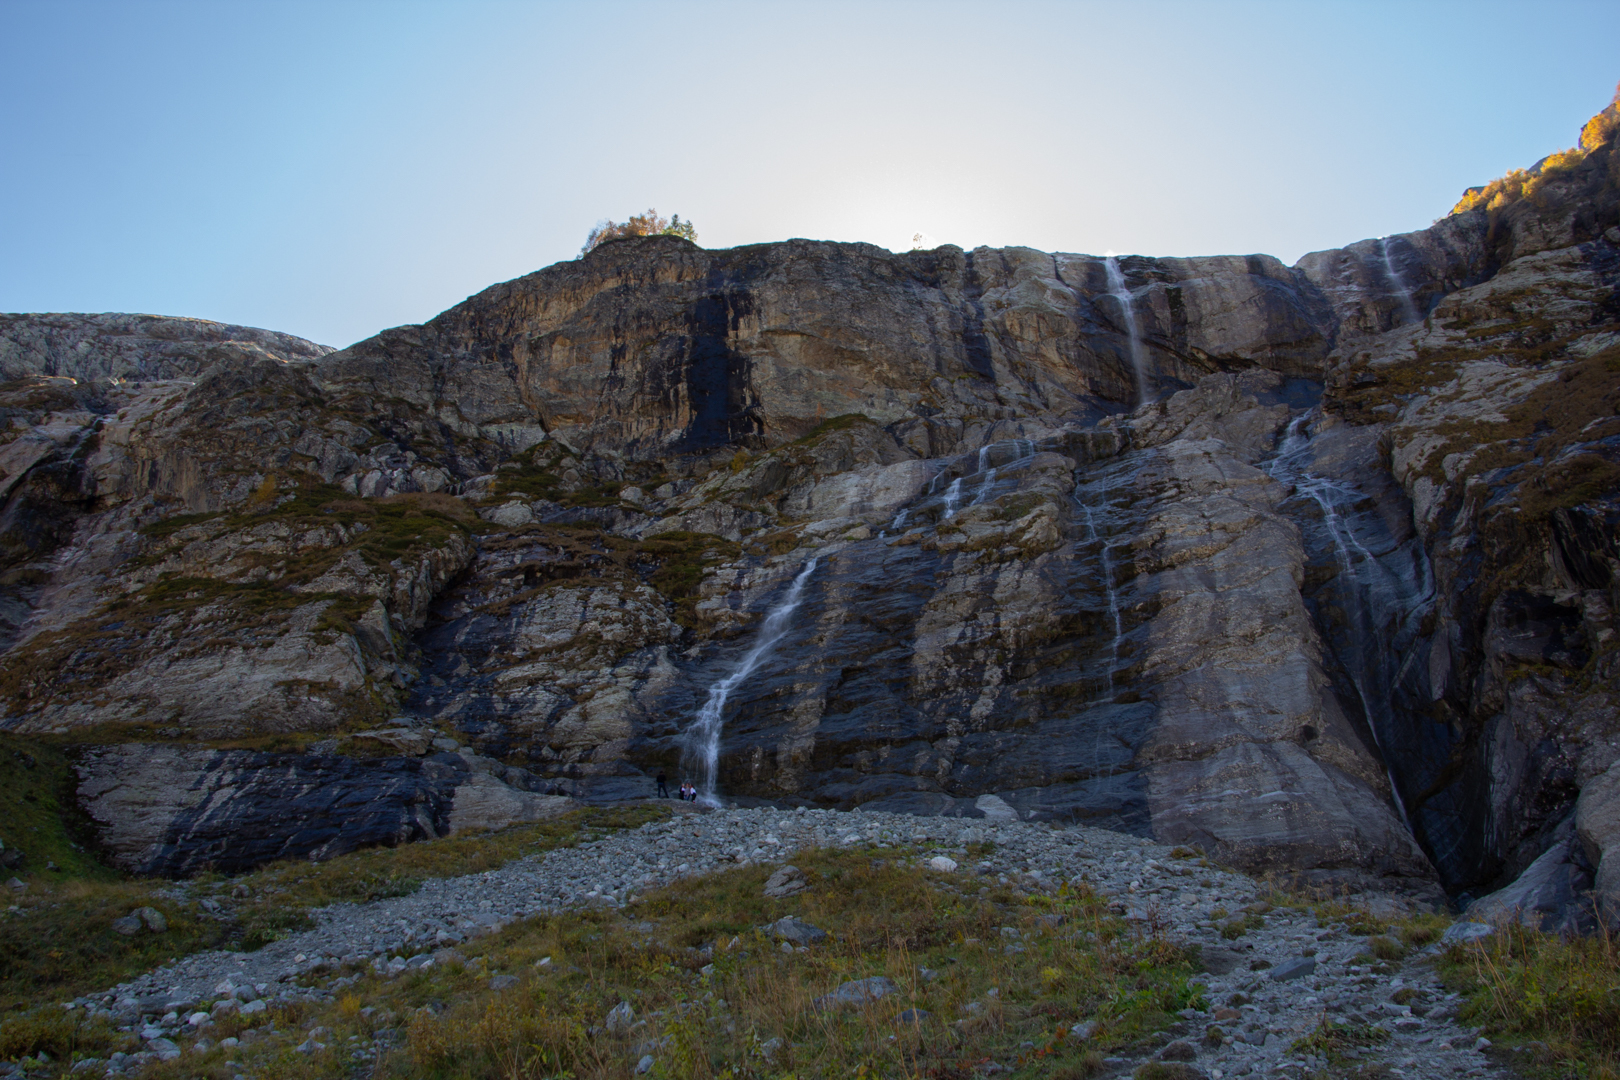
[2,114,1617,926]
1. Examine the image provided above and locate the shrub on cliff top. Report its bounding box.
[1450,81,1620,217]
[580,207,697,254]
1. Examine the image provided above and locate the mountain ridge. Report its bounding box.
[0,99,1616,936]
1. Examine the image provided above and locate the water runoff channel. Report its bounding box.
[681,439,1042,804]
[682,558,818,806]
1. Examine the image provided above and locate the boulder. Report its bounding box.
[768,916,828,946]
[762,865,808,898]
[814,976,898,1011]
[1576,762,1620,929]
[605,1001,634,1034]
[1267,957,1316,982]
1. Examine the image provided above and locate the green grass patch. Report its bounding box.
[1290,1015,1390,1063]
[609,531,740,628]
[793,413,876,445]
[0,734,117,884]
[68,845,1206,1080]
[0,806,670,1015]
[1438,922,1620,1078]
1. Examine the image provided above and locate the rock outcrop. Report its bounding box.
[1,99,1617,921]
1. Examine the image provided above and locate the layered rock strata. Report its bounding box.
[0,104,1616,925]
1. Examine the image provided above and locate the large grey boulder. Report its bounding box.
[1576,763,1620,928]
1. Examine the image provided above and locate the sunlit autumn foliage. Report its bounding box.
[580,208,697,254]
[1451,83,1620,218]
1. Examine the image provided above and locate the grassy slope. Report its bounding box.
[17,847,1207,1080]
[1,782,1618,1077]
[0,803,668,1016]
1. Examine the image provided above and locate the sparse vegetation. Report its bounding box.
[1450,81,1619,217]
[792,413,877,445]
[1438,922,1620,1078]
[581,208,697,255]
[1290,1015,1390,1064]
[0,805,668,1014]
[2,844,1208,1080]
[0,482,476,721]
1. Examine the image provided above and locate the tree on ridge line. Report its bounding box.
[581,208,697,255]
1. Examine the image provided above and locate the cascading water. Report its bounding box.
[1080,501,1124,690]
[970,468,997,506]
[890,441,1044,530]
[1104,255,1151,407]
[1379,237,1420,325]
[1264,414,1435,831]
[683,557,819,805]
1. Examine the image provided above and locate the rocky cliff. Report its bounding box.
[2,101,1617,929]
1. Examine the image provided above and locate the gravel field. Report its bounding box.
[57,806,1521,1079]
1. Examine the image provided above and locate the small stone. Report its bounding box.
[238,1000,266,1016]
[146,1039,180,1062]
[1268,956,1316,981]
[1474,1036,1491,1051]
[489,975,519,991]
[1070,1020,1099,1040]
[928,855,959,872]
[111,915,143,936]
[636,1055,654,1074]
[896,1008,931,1025]
[134,907,167,933]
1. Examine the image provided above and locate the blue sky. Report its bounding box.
[2,0,1616,348]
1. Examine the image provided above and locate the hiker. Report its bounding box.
[656,771,669,799]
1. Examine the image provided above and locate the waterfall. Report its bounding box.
[1081,501,1124,690]
[970,467,997,507]
[683,558,819,806]
[941,477,963,520]
[1379,237,1420,325]
[1104,255,1151,407]
[1265,415,1434,830]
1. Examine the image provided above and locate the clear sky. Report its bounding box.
[2,0,1616,349]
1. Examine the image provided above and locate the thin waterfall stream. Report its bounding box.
[1078,498,1124,693]
[1379,237,1420,325]
[1104,255,1151,407]
[683,557,818,806]
[1264,414,1434,831]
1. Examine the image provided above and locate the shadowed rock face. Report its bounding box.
[1,116,1618,916]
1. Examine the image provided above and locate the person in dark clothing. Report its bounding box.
[656,771,669,798]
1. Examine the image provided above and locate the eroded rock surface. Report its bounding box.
[0,104,1616,921]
